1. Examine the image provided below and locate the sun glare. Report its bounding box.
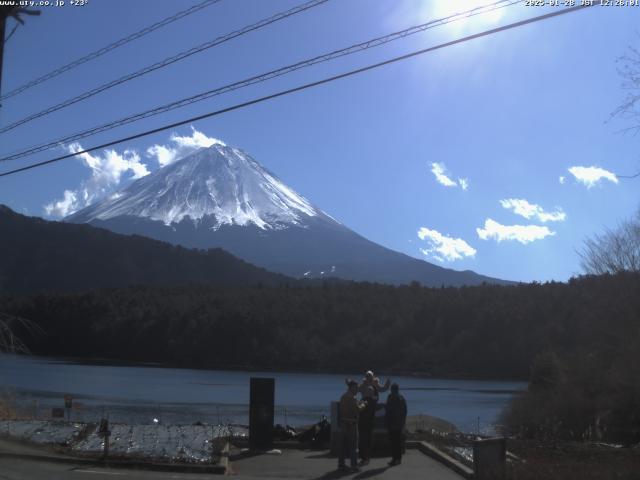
[417,0,510,33]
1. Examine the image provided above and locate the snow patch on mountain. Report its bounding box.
[67,143,330,231]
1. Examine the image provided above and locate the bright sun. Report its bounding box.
[418,0,512,33]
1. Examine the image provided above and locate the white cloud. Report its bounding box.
[568,166,618,188]
[146,126,225,167]
[418,227,477,262]
[429,162,469,190]
[430,162,458,187]
[172,128,225,149]
[44,128,226,218]
[476,218,555,244]
[559,176,565,185]
[44,190,78,218]
[68,142,149,183]
[43,143,149,218]
[146,144,177,168]
[500,198,566,223]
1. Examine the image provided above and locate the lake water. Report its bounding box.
[0,354,525,434]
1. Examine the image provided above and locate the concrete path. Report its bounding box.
[0,437,466,479]
[229,449,465,479]
[0,457,214,479]
[0,436,83,462]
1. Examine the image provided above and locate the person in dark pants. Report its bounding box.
[357,370,390,466]
[385,383,407,466]
[338,380,361,472]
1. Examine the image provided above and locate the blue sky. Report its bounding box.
[0,0,638,283]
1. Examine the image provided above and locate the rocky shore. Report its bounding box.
[0,420,246,463]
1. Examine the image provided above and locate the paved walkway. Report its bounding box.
[0,457,214,479]
[0,437,465,479]
[229,449,465,479]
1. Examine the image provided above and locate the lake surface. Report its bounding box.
[0,354,525,434]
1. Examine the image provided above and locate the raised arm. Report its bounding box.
[375,377,391,392]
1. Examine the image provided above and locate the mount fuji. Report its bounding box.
[67,143,506,286]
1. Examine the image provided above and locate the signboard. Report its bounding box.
[249,377,275,450]
[473,437,506,480]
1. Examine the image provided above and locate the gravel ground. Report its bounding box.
[0,420,247,463]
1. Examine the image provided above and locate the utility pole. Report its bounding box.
[0,6,41,102]
[0,8,8,98]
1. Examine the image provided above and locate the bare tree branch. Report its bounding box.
[610,40,640,134]
[607,41,640,179]
[579,209,640,275]
[0,312,41,354]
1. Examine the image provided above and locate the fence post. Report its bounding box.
[98,418,111,461]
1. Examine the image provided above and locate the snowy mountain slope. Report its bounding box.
[69,144,333,230]
[67,143,510,287]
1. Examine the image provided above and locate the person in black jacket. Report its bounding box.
[356,370,390,466]
[385,383,407,466]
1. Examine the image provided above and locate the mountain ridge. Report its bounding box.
[66,142,512,287]
[67,144,336,230]
[0,205,293,294]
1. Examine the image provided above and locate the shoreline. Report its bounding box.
[2,354,521,436]
[0,419,238,464]
[1,352,528,383]
[0,414,458,464]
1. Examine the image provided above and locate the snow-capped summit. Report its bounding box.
[68,144,331,230]
[68,140,509,287]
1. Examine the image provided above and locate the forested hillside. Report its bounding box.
[3,273,638,381]
[0,205,291,292]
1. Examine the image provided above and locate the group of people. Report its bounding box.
[337,370,407,472]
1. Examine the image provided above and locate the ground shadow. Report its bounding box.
[310,469,352,479]
[310,466,390,480]
[228,449,270,461]
[353,466,389,479]
[305,452,334,459]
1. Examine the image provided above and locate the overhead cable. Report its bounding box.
[617,171,640,179]
[0,0,223,102]
[0,0,520,161]
[4,22,20,45]
[0,0,330,134]
[0,4,595,178]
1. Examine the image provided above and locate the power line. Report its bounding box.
[0,0,521,162]
[0,4,595,179]
[0,0,223,103]
[0,0,330,134]
[617,171,640,179]
[4,21,19,44]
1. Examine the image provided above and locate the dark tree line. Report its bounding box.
[501,209,640,443]
[2,273,639,383]
[0,205,291,294]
